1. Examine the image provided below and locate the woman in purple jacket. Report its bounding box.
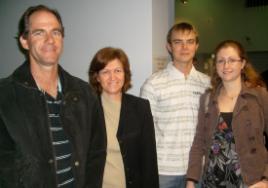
[186,40,268,188]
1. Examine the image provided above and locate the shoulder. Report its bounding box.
[60,67,93,92]
[61,68,88,87]
[0,76,16,107]
[143,68,171,84]
[255,86,268,94]
[123,93,150,108]
[0,76,14,93]
[199,89,212,103]
[197,89,213,115]
[59,68,98,101]
[194,70,210,85]
[242,86,267,97]
[0,76,12,88]
[124,93,149,103]
[196,71,210,80]
[245,86,268,101]
[141,68,172,94]
[238,86,268,112]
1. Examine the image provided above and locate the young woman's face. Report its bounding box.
[216,46,245,83]
[97,59,125,97]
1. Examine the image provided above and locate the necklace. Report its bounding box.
[225,94,237,100]
[221,88,239,100]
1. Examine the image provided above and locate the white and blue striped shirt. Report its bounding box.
[140,62,210,175]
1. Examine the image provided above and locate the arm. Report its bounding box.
[0,116,17,187]
[186,93,209,182]
[258,87,268,181]
[186,181,197,188]
[248,180,268,188]
[260,88,268,148]
[140,80,157,118]
[141,100,159,188]
[84,99,106,188]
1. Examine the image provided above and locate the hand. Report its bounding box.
[186,181,196,188]
[248,180,268,188]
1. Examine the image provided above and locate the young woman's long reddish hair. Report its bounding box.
[210,40,265,94]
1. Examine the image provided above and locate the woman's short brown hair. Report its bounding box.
[88,47,132,94]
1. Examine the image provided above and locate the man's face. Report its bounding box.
[20,10,63,67]
[167,30,198,65]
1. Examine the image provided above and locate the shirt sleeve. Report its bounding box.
[140,79,158,117]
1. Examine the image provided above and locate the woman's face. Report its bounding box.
[216,46,245,83]
[97,58,125,98]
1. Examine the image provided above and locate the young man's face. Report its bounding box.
[167,30,198,65]
[20,10,63,68]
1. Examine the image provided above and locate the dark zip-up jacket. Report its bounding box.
[0,62,106,188]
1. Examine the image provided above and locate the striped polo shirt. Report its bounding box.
[140,62,210,176]
[44,84,75,187]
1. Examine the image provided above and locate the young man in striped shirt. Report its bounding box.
[0,5,105,188]
[141,22,210,188]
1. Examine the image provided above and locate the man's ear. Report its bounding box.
[241,59,246,70]
[19,36,29,50]
[195,43,199,51]
[96,74,100,82]
[166,43,172,54]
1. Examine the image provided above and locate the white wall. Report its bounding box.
[152,0,174,72]
[0,0,173,95]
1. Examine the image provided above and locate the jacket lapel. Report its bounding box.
[117,94,127,139]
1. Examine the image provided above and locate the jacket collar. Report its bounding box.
[212,82,259,101]
[240,83,260,98]
[12,61,38,89]
[210,82,261,116]
[12,61,76,93]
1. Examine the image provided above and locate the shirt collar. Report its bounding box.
[167,61,198,79]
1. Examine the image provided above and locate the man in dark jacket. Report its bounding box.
[0,5,106,188]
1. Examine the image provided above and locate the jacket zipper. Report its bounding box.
[40,90,59,188]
